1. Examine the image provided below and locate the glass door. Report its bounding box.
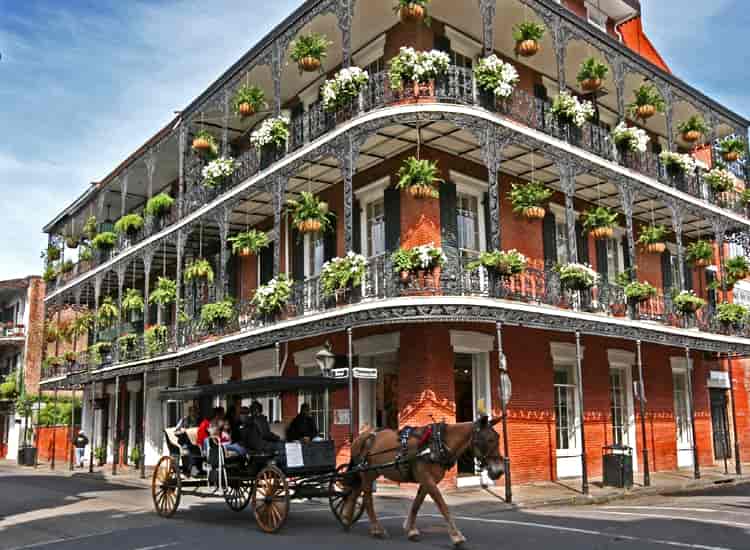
[673,370,693,468]
[454,352,491,479]
[554,364,582,478]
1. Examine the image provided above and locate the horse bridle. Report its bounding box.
[470,419,498,470]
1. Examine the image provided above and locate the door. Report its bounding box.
[609,366,638,471]
[554,364,582,478]
[710,389,731,461]
[454,352,492,484]
[673,370,694,468]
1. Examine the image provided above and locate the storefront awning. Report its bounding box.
[158,376,345,401]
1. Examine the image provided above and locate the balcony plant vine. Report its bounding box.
[659,151,699,178]
[395,0,430,25]
[686,240,713,267]
[97,296,119,328]
[118,333,138,359]
[611,122,650,155]
[556,263,599,291]
[576,57,608,93]
[144,324,169,357]
[508,180,552,220]
[718,136,746,162]
[201,157,238,188]
[673,290,706,314]
[677,115,708,144]
[320,252,367,298]
[550,92,594,128]
[716,302,748,328]
[513,21,545,57]
[704,167,735,194]
[582,206,618,240]
[114,213,144,237]
[184,258,214,284]
[250,116,290,151]
[287,191,335,234]
[252,274,293,317]
[42,265,57,283]
[122,288,144,314]
[232,84,266,118]
[145,193,174,219]
[228,229,269,257]
[92,231,117,251]
[473,55,519,104]
[43,244,61,263]
[290,32,331,73]
[388,47,450,92]
[637,224,668,254]
[726,255,749,281]
[83,215,98,242]
[627,84,665,120]
[321,67,369,113]
[396,157,443,199]
[466,249,528,278]
[624,280,657,304]
[200,299,236,331]
[149,277,177,306]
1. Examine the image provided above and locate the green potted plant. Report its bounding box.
[627,84,665,120]
[69,313,94,344]
[97,296,119,328]
[704,167,735,195]
[64,351,77,364]
[466,249,528,278]
[624,280,657,304]
[322,67,370,114]
[252,274,294,318]
[287,191,335,234]
[677,115,708,144]
[741,188,750,208]
[117,333,138,360]
[65,235,79,249]
[289,32,331,73]
[114,213,144,237]
[513,21,545,57]
[320,252,367,299]
[556,263,599,291]
[550,91,595,128]
[717,136,746,162]
[611,122,650,154]
[60,260,74,274]
[88,342,112,366]
[672,290,706,314]
[686,240,713,267]
[232,84,266,118]
[122,288,144,315]
[716,302,748,328]
[637,224,668,254]
[228,229,269,257]
[396,157,443,199]
[726,255,750,281]
[44,245,61,262]
[42,265,58,283]
[94,446,106,466]
[250,116,290,165]
[145,193,174,219]
[388,47,450,95]
[473,54,519,108]
[395,0,430,24]
[201,156,238,188]
[92,231,117,251]
[144,324,169,357]
[200,299,236,331]
[508,180,553,220]
[184,258,214,284]
[79,245,93,263]
[582,206,618,240]
[192,129,218,156]
[659,151,698,179]
[576,57,608,92]
[83,215,98,241]
[391,247,417,283]
[149,277,177,307]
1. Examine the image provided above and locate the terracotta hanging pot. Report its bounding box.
[192,137,211,152]
[693,258,710,268]
[408,184,436,199]
[297,218,322,234]
[298,56,321,73]
[722,151,740,162]
[636,104,657,119]
[644,242,666,254]
[580,78,602,93]
[682,130,702,143]
[516,39,540,57]
[522,206,546,220]
[238,103,255,118]
[239,247,252,258]
[591,226,614,240]
[400,3,425,24]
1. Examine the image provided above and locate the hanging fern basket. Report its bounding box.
[192,136,212,152]
[644,242,666,254]
[522,206,546,220]
[298,57,321,73]
[516,39,539,57]
[590,226,614,240]
[636,104,657,120]
[400,4,425,24]
[682,130,702,143]
[297,218,323,234]
[237,102,255,118]
[580,78,602,93]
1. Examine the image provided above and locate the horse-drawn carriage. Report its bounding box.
[151,376,365,533]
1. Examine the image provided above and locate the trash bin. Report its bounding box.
[17,446,37,466]
[602,445,633,488]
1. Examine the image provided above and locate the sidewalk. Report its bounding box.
[6,458,750,509]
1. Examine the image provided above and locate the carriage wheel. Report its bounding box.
[329,464,365,530]
[152,456,181,518]
[252,464,289,533]
[224,477,253,512]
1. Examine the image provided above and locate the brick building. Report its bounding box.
[39,0,750,490]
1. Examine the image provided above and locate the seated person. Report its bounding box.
[225,407,251,457]
[198,406,225,449]
[286,403,319,443]
[240,401,280,453]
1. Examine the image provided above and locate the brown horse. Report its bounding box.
[342,417,504,546]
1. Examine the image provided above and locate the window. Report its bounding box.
[305,234,325,278]
[366,198,386,257]
[610,369,626,446]
[669,254,682,289]
[449,50,473,70]
[362,57,384,77]
[299,365,329,438]
[554,365,578,450]
[586,3,608,31]
[555,219,569,263]
[605,238,624,278]
[457,193,480,255]
[673,371,692,447]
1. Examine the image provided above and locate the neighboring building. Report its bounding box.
[0,276,45,459]
[40,0,750,487]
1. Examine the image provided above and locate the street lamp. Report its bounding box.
[316,341,336,377]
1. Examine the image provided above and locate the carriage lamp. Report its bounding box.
[316,341,337,377]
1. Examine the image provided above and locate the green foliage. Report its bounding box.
[685,240,713,266]
[320,253,367,297]
[576,57,608,83]
[718,136,746,158]
[716,302,748,326]
[395,157,444,197]
[704,168,735,193]
[15,394,34,418]
[145,193,174,218]
[286,192,335,233]
[69,313,94,341]
[97,296,119,327]
[129,446,142,465]
[624,280,657,302]
[673,290,706,314]
[228,229,269,256]
[582,206,618,233]
[65,235,79,249]
[395,0,430,7]
[94,446,106,462]
[508,180,552,213]
[193,129,219,157]
[39,401,74,426]
[149,277,177,306]
[232,84,266,115]
[677,115,709,135]
[43,245,61,262]
[0,374,18,400]
[88,342,112,366]
[114,213,144,236]
[42,265,58,282]
[122,288,144,314]
[200,299,236,330]
[118,333,138,358]
[252,274,293,316]
[388,48,450,89]
[42,355,63,371]
[466,249,528,276]
[145,325,169,357]
[83,216,98,241]
[512,21,545,42]
[726,256,749,280]
[391,248,417,272]
[637,225,668,246]
[92,231,117,250]
[60,260,74,273]
[184,258,215,283]
[289,33,331,63]
[627,84,665,117]
[556,263,599,290]
[79,245,93,262]
[741,189,750,206]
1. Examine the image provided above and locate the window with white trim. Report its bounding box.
[554,364,579,451]
[609,369,627,446]
[605,237,625,278]
[366,199,386,258]
[586,2,608,32]
[451,172,487,260]
[304,234,325,278]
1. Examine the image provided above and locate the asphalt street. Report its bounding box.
[1,464,749,550]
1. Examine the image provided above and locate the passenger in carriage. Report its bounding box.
[197,406,225,448]
[286,403,319,443]
[241,401,280,452]
[224,406,251,457]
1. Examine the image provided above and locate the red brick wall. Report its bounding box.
[36,425,76,463]
[25,277,45,396]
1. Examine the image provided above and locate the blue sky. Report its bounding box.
[0,0,747,280]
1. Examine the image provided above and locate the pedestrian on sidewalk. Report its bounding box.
[73,431,89,468]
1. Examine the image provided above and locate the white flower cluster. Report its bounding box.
[201,157,238,187]
[659,151,699,174]
[321,67,370,112]
[611,122,650,153]
[551,92,595,128]
[321,251,368,275]
[413,243,447,270]
[704,167,735,192]
[558,262,599,285]
[389,47,451,89]
[252,275,293,314]
[250,115,290,149]
[473,55,519,98]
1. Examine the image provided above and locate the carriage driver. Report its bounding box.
[239,401,280,452]
[287,403,319,443]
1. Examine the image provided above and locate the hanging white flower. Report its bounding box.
[321,67,370,112]
[551,92,595,128]
[250,116,291,149]
[201,157,238,187]
[473,55,520,99]
[611,122,650,153]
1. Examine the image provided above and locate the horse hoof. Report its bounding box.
[370,527,389,539]
[451,533,467,547]
[407,529,421,541]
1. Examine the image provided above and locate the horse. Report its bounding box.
[342,416,504,546]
